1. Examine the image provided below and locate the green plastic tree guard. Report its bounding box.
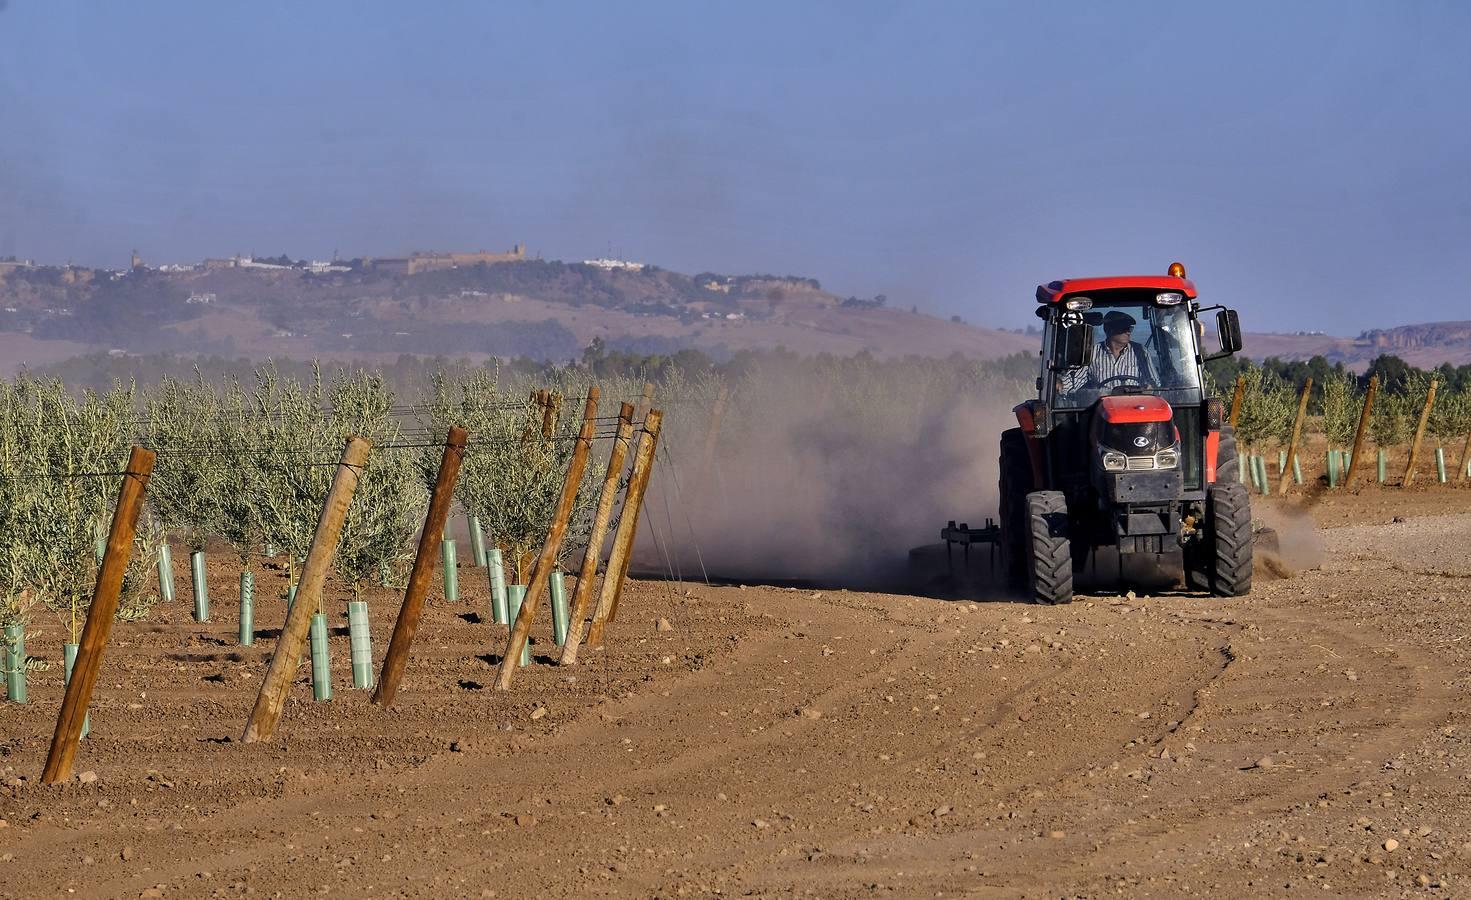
[239,571,255,646]
[469,516,488,567]
[506,585,530,666]
[63,642,89,739]
[310,612,332,701]
[264,542,276,558]
[1254,455,1271,494]
[1277,450,1288,476]
[190,550,210,622]
[157,543,175,603]
[488,548,509,625]
[1435,447,1448,483]
[1378,449,1388,483]
[1292,455,1303,484]
[441,538,459,603]
[3,625,25,703]
[348,600,373,689]
[287,583,297,609]
[550,570,570,646]
[1238,454,1248,483]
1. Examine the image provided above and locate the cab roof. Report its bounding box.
[1036,275,1197,304]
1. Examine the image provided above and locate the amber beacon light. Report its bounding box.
[1167,261,1187,278]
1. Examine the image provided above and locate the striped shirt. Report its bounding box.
[1062,340,1158,393]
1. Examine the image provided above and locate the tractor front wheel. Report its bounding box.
[1024,490,1073,605]
[1200,481,1253,596]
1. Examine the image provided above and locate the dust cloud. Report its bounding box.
[643,361,1022,589]
[1254,503,1325,579]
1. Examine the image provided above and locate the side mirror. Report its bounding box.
[1054,321,1094,370]
[1215,309,1243,355]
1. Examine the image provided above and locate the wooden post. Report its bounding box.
[542,390,562,439]
[586,409,663,647]
[635,382,656,421]
[1403,378,1438,487]
[242,436,372,742]
[1277,378,1312,496]
[1458,429,1471,483]
[42,447,155,784]
[495,388,600,690]
[559,402,636,665]
[373,426,467,707]
[1228,375,1247,428]
[1343,376,1378,490]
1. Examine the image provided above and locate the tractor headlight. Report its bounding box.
[1065,296,1093,311]
[1155,448,1179,469]
[1101,449,1127,472]
[1155,291,1184,306]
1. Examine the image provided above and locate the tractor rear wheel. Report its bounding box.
[1025,490,1073,605]
[1216,424,1241,484]
[1200,481,1253,596]
[998,428,1032,589]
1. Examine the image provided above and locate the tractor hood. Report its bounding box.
[1097,395,1174,424]
[1091,395,1181,463]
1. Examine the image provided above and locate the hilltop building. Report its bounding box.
[583,257,645,271]
[370,243,526,275]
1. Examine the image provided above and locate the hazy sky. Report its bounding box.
[1,1,1467,334]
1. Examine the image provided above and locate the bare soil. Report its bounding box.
[3,490,1471,898]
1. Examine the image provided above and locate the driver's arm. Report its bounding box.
[1060,357,1093,393]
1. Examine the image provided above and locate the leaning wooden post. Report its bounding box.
[41,447,155,783]
[1457,428,1471,484]
[495,388,600,690]
[373,426,467,707]
[559,402,636,665]
[1277,378,1312,496]
[1228,375,1247,428]
[1403,378,1438,487]
[243,436,371,743]
[1343,375,1378,490]
[586,409,663,647]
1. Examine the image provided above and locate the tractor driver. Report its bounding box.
[1060,310,1159,396]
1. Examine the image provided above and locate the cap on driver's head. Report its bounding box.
[1103,311,1137,336]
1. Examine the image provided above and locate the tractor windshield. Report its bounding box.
[1050,299,1202,409]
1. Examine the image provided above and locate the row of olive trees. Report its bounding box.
[1219,364,1471,466]
[144,364,427,606]
[0,376,162,640]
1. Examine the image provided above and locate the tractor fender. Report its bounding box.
[1013,401,1046,488]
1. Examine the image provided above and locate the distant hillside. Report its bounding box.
[0,259,1034,372]
[1241,322,1471,369]
[7,257,1469,374]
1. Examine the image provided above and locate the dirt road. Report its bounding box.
[3,495,1471,898]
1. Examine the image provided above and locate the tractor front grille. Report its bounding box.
[1125,455,1157,471]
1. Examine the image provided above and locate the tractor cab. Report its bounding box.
[942,262,1253,606]
[1025,273,1240,502]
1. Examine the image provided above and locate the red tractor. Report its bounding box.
[942,263,1250,604]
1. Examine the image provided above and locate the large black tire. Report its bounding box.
[1202,481,1253,596]
[1216,424,1241,484]
[998,428,1032,589]
[1025,490,1073,605]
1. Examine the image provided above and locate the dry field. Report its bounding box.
[2,489,1471,898]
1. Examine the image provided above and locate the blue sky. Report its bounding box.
[1,1,1467,335]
